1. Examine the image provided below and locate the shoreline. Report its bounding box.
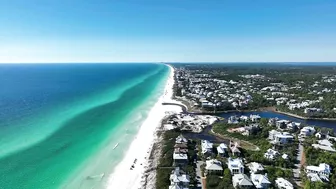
[106,65,183,189]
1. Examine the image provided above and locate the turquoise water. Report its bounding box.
[0,63,169,189]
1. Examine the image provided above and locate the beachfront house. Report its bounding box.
[264,149,280,160]
[306,163,332,182]
[275,177,294,189]
[275,120,290,130]
[228,157,244,175]
[173,152,188,166]
[232,174,254,188]
[228,116,239,124]
[176,134,188,144]
[217,143,228,157]
[169,167,190,189]
[248,162,264,174]
[205,159,223,175]
[251,173,271,189]
[201,140,213,155]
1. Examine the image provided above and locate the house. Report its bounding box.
[312,139,336,152]
[275,120,290,129]
[169,167,190,189]
[173,152,188,166]
[228,157,244,174]
[230,141,241,156]
[315,132,327,139]
[306,163,332,182]
[232,174,254,188]
[304,108,323,115]
[205,159,223,175]
[248,162,264,173]
[217,143,228,156]
[264,149,280,160]
[228,116,239,124]
[275,177,293,189]
[176,134,188,144]
[201,140,213,155]
[251,173,271,189]
[282,154,289,160]
[250,114,261,122]
[268,118,277,126]
[300,126,316,137]
[268,130,294,145]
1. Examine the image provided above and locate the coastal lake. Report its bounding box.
[218,111,336,130]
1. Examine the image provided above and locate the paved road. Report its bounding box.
[293,143,304,186]
[196,161,204,189]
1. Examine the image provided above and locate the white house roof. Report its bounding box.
[173,153,188,160]
[217,143,228,154]
[306,163,332,174]
[275,177,293,189]
[176,134,188,144]
[233,174,253,186]
[248,162,264,173]
[228,157,244,169]
[251,173,271,188]
[205,159,223,171]
[282,154,289,160]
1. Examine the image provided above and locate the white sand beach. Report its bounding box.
[106,65,182,189]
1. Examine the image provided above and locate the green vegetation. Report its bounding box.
[156,129,198,189]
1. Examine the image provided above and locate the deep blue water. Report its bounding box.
[219,111,336,130]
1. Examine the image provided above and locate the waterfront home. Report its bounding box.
[232,174,253,188]
[173,152,188,166]
[169,167,190,189]
[248,162,264,173]
[176,134,188,144]
[240,115,249,122]
[304,108,323,115]
[299,126,316,137]
[315,131,328,139]
[228,157,244,175]
[228,116,239,124]
[268,130,294,145]
[306,163,332,182]
[268,118,277,126]
[217,143,228,156]
[264,149,280,160]
[205,159,223,175]
[275,177,293,189]
[250,173,271,189]
[201,140,213,155]
[275,120,290,130]
[250,114,261,122]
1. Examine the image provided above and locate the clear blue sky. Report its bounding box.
[1,0,336,63]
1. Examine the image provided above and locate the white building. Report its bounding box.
[268,130,294,145]
[169,167,190,189]
[217,143,228,156]
[248,162,264,173]
[306,163,332,177]
[232,174,253,188]
[275,177,293,189]
[205,159,223,175]
[264,149,280,160]
[228,157,244,175]
[251,173,271,189]
[250,114,261,122]
[201,140,213,154]
[312,139,336,152]
[300,126,316,137]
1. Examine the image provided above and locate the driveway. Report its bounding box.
[196,161,205,189]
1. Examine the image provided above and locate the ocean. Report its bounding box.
[0,63,169,189]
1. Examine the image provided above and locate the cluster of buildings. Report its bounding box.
[175,66,336,116]
[170,135,190,189]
